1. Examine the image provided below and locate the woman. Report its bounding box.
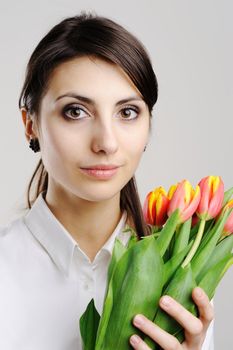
[0,11,214,349]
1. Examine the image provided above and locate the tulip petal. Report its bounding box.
[167,181,186,217]
[208,178,224,218]
[167,183,178,200]
[197,176,224,220]
[181,185,201,222]
[168,180,201,222]
[197,176,212,217]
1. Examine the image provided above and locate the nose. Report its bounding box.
[91,119,119,154]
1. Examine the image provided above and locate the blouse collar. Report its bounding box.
[23,192,129,276]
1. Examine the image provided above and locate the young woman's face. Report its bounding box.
[34,56,150,202]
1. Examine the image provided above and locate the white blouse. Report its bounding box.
[0,192,214,349]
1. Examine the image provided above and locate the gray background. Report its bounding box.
[0,0,232,348]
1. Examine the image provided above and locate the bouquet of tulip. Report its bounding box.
[79,175,233,349]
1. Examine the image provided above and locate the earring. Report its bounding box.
[143,145,147,152]
[29,138,40,153]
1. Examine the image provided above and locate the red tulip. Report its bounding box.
[196,175,224,220]
[143,187,169,227]
[167,179,201,223]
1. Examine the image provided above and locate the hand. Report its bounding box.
[129,287,214,349]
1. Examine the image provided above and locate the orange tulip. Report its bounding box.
[196,175,224,220]
[143,187,169,227]
[167,179,201,223]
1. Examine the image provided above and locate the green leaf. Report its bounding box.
[172,218,192,256]
[189,218,214,243]
[151,225,161,234]
[107,238,127,285]
[223,186,233,207]
[190,221,200,240]
[191,207,232,280]
[96,237,127,348]
[162,245,172,264]
[172,328,185,345]
[79,299,100,350]
[94,282,113,349]
[157,208,180,257]
[95,235,164,350]
[163,240,194,287]
[126,233,139,249]
[197,234,233,283]
[197,219,221,253]
[144,264,197,349]
[198,253,233,300]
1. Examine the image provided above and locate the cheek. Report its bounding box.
[121,127,148,172]
[123,125,148,155]
[40,121,80,169]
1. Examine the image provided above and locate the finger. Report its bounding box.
[192,287,214,329]
[159,295,204,339]
[130,314,182,350]
[129,334,150,350]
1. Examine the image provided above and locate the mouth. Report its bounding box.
[80,164,120,170]
[79,167,119,179]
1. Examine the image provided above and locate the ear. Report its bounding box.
[21,108,38,141]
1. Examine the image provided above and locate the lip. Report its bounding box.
[80,166,119,179]
[80,164,120,170]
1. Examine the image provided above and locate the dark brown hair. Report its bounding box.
[18,10,158,238]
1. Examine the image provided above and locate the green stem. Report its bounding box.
[182,218,206,268]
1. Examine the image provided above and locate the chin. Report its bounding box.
[73,184,122,202]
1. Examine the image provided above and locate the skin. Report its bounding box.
[21,55,214,349]
[21,56,150,261]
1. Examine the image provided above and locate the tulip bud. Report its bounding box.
[142,187,169,228]
[196,175,224,220]
[167,179,201,223]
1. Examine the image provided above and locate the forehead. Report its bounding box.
[45,56,143,101]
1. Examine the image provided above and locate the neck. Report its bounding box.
[44,184,127,261]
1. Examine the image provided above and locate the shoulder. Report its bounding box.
[0,216,27,238]
[0,216,30,261]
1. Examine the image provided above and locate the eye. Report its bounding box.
[119,106,139,121]
[62,104,88,120]
[61,104,140,121]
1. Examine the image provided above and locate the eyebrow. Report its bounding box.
[55,93,144,106]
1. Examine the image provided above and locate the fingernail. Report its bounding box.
[133,314,145,327]
[130,334,140,345]
[160,295,171,307]
[195,287,203,298]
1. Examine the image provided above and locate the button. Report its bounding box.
[83,280,94,290]
[84,283,89,290]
